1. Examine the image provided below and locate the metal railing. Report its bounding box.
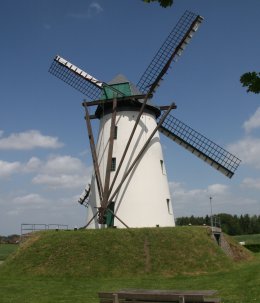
[20,223,69,241]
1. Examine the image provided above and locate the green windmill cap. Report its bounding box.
[101,74,141,99]
[96,74,161,118]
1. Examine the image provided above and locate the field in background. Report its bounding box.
[234,233,260,244]
[233,234,260,253]
[0,244,18,261]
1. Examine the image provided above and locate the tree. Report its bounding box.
[142,0,173,8]
[240,71,260,94]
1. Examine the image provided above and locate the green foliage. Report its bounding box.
[143,0,173,8]
[176,213,260,236]
[0,234,20,244]
[240,71,260,94]
[244,244,260,253]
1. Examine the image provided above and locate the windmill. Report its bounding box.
[49,11,241,229]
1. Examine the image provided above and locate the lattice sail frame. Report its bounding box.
[158,113,241,178]
[137,11,203,94]
[49,55,126,100]
[49,56,103,100]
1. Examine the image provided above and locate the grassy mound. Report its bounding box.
[1,227,252,278]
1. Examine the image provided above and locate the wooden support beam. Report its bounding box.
[82,210,99,229]
[84,105,104,201]
[159,105,177,110]
[82,94,149,107]
[106,208,129,229]
[101,98,117,209]
[90,114,98,119]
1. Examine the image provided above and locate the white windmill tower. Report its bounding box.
[49,11,241,229]
[85,74,176,228]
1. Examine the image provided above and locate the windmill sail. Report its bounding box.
[158,114,241,178]
[137,11,203,95]
[49,55,102,100]
[49,55,126,100]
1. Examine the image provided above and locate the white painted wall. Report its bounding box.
[86,109,175,228]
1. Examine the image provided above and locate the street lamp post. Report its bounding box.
[209,196,213,232]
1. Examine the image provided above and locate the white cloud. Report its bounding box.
[13,193,48,205]
[32,155,91,189]
[0,154,91,188]
[170,182,228,198]
[1,192,86,234]
[208,184,229,195]
[43,155,84,174]
[68,1,103,19]
[0,157,43,178]
[169,181,232,217]
[228,136,260,169]
[89,2,103,14]
[0,130,63,150]
[241,177,260,190]
[169,180,259,218]
[24,157,42,172]
[0,160,21,178]
[243,107,260,133]
[32,174,87,189]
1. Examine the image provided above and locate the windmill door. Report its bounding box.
[106,202,115,227]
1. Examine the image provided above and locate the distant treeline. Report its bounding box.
[176,213,260,236]
[0,234,20,244]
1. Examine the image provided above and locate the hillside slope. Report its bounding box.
[1,227,252,278]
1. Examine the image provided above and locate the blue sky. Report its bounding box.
[0,0,259,235]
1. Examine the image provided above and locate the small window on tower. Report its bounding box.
[166,198,172,214]
[111,158,116,171]
[114,126,118,139]
[160,160,166,174]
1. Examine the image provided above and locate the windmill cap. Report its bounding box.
[107,73,159,107]
[95,74,161,118]
[108,74,142,96]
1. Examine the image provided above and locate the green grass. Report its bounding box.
[234,233,260,245]
[0,227,241,277]
[0,256,259,303]
[0,227,258,303]
[0,244,18,261]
